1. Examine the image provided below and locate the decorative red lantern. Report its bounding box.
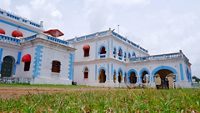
[12,30,23,37]
[0,28,5,35]
[22,54,31,62]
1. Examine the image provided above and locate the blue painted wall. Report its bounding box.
[32,45,43,78]
[0,48,3,72]
[180,64,184,81]
[16,51,22,64]
[68,52,74,80]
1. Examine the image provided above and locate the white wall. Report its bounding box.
[32,44,72,84]
[0,22,37,37]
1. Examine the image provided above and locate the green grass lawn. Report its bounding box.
[0,83,89,88]
[0,84,199,113]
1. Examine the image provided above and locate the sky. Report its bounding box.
[0,0,199,77]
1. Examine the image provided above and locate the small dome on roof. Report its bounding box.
[0,28,5,35]
[12,30,23,37]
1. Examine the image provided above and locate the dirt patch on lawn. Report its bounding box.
[0,87,116,99]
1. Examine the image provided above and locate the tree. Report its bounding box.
[192,76,200,83]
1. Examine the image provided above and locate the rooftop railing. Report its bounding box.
[1,33,70,47]
[0,34,20,45]
[67,30,148,53]
[129,52,183,62]
[0,8,41,28]
[111,31,148,53]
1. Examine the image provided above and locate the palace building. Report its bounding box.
[0,9,192,88]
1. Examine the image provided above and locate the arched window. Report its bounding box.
[118,48,122,56]
[22,54,31,71]
[84,67,89,79]
[113,47,116,58]
[83,45,90,57]
[132,52,136,57]
[118,48,123,60]
[128,53,131,58]
[100,46,106,58]
[52,60,61,73]
[124,52,126,61]
[100,46,106,54]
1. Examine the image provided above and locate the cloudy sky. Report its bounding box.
[0,0,199,77]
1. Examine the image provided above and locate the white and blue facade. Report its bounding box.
[70,29,192,88]
[0,9,75,84]
[0,8,192,87]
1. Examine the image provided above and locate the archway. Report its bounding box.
[83,67,89,79]
[128,70,137,84]
[141,71,149,83]
[154,69,175,89]
[99,69,106,83]
[113,70,116,83]
[118,69,123,83]
[1,56,15,77]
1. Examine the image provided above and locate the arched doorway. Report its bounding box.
[113,70,116,83]
[83,67,89,79]
[141,71,149,83]
[1,56,15,77]
[118,69,123,83]
[129,71,137,84]
[154,69,175,89]
[99,69,106,83]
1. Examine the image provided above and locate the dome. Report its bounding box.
[43,29,64,37]
[0,28,5,35]
[12,30,23,37]
[83,45,90,50]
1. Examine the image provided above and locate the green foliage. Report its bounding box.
[0,88,199,112]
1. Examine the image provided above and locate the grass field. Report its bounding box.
[0,84,199,112]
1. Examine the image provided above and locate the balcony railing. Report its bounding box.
[130,52,183,62]
[0,8,41,28]
[100,54,106,58]
[1,33,70,47]
[118,56,123,60]
[0,34,20,45]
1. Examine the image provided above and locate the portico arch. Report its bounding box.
[98,67,106,83]
[118,68,123,83]
[128,69,138,84]
[139,68,150,83]
[152,66,177,89]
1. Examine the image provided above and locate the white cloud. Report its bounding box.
[51,10,62,19]
[0,0,11,11]
[107,0,151,5]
